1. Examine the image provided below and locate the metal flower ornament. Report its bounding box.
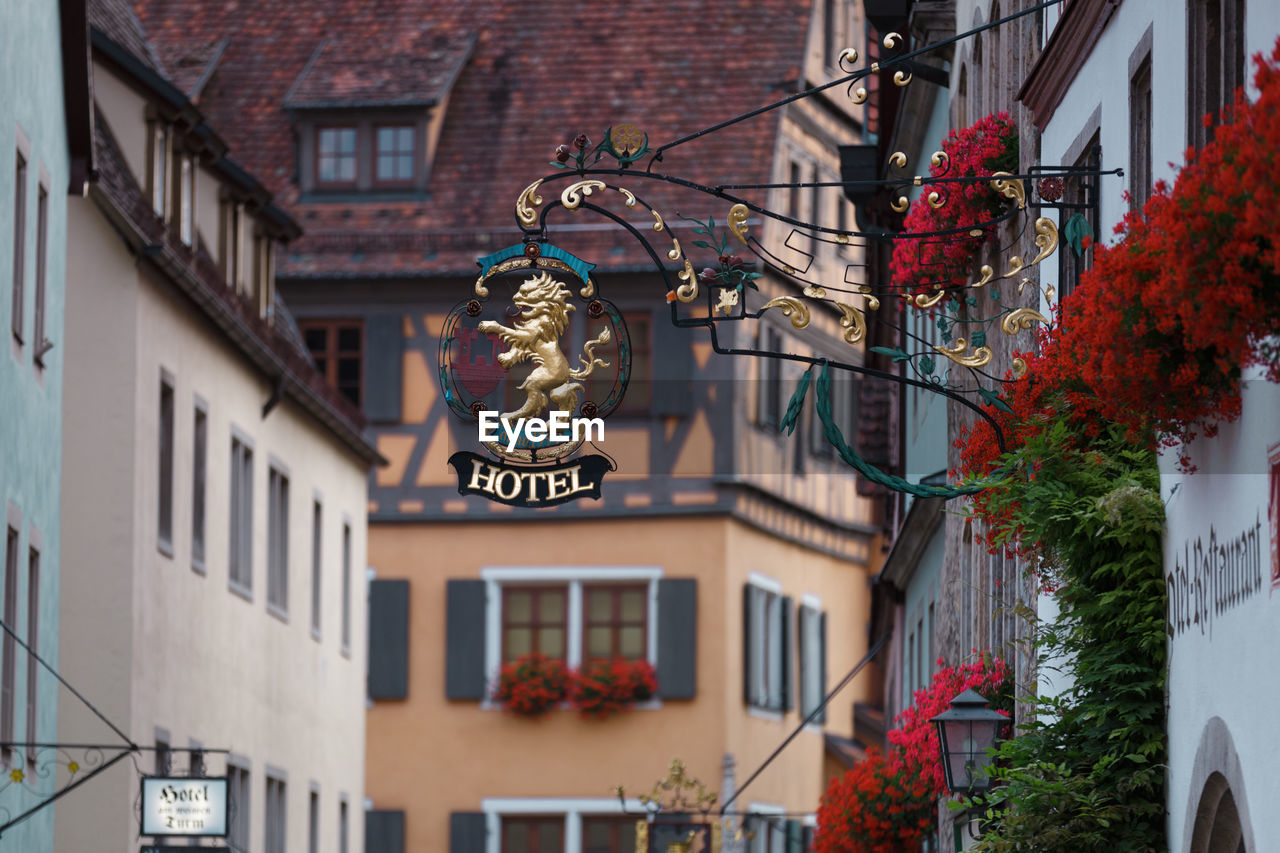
[438,0,1121,504]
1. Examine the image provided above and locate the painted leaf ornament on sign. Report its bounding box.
[439,242,627,506]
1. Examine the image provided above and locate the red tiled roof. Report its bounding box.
[132,0,816,277]
[88,0,166,76]
[284,31,474,109]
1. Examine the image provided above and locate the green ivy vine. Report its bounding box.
[961,414,1168,851]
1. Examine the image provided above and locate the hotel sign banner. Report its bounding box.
[141,777,228,837]
[448,451,613,507]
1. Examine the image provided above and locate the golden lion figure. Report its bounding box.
[477,272,611,420]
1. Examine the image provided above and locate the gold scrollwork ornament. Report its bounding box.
[762,296,810,329]
[728,203,750,245]
[1030,217,1059,266]
[561,180,607,210]
[933,337,993,367]
[835,302,866,345]
[515,178,544,229]
[1001,307,1051,335]
[989,172,1027,209]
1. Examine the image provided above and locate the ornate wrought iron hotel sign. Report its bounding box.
[441,243,626,507]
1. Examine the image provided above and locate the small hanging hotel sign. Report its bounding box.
[141,776,229,837]
[439,242,630,507]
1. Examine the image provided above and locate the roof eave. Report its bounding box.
[86,181,383,468]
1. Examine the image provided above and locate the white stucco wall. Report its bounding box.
[1036,2,1280,848]
[57,66,369,853]
[1161,370,1279,851]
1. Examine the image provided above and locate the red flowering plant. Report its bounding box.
[492,652,570,718]
[568,657,658,719]
[890,113,1019,295]
[958,42,1280,496]
[814,656,1008,852]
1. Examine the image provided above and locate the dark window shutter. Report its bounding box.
[365,809,405,853]
[652,309,693,416]
[449,811,486,853]
[445,580,487,700]
[742,585,754,706]
[656,578,697,699]
[365,314,403,423]
[785,819,803,853]
[781,596,794,712]
[368,580,409,700]
[797,606,808,718]
[818,611,828,724]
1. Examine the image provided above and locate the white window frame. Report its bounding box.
[745,572,784,717]
[481,796,647,853]
[746,803,787,853]
[480,566,662,706]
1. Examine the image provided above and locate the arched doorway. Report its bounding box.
[1189,772,1246,853]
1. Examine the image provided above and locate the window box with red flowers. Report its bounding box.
[492,652,570,718]
[890,112,1019,295]
[569,658,658,719]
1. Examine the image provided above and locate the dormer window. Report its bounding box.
[285,33,475,199]
[375,126,416,186]
[316,127,358,186]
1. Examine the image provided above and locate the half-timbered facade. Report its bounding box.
[54,3,379,851]
[131,1,887,850]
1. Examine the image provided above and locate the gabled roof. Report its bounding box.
[131,0,819,277]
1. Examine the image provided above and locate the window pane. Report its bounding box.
[619,627,645,659]
[539,590,565,622]
[537,627,564,658]
[504,821,527,852]
[505,628,531,660]
[304,328,328,350]
[587,626,612,658]
[584,821,611,847]
[620,589,645,622]
[587,589,612,621]
[337,357,361,384]
[506,591,532,622]
[537,822,562,852]
[337,327,361,351]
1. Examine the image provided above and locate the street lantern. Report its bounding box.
[931,688,1008,794]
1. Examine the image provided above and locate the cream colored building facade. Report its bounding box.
[54,7,378,851]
